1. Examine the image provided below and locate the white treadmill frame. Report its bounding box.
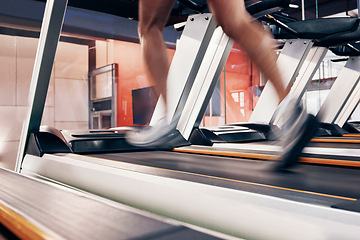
[249,39,313,123]
[16,0,68,172]
[317,56,360,127]
[150,13,217,126]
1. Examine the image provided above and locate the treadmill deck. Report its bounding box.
[88,150,360,209]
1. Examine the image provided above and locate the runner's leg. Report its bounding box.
[138,0,176,109]
[127,0,181,148]
[207,0,287,102]
[208,0,319,171]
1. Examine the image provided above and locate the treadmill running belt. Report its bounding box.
[89,151,360,208]
[0,168,224,240]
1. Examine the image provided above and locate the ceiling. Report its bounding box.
[33,0,359,22]
[284,0,358,19]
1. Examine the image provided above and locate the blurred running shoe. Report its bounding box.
[126,118,186,149]
[271,98,319,171]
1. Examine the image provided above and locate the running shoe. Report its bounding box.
[271,98,319,171]
[126,118,186,149]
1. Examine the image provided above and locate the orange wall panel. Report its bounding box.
[111,40,259,127]
[112,41,175,126]
[218,43,260,124]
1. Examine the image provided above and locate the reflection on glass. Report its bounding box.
[132,87,157,125]
[93,72,112,100]
[202,44,261,127]
[305,52,346,115]
[89,64,117,129]
[101,115,112,129]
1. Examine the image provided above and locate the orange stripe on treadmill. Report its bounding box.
[300,157,360,167]
[147,163,356,201]
[173,148,278,160]
[342,134,360,138]
[175,148,360,167]
[0,203,53,240]
[311,138,360,143]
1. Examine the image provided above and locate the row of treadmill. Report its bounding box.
[2,0,360,239]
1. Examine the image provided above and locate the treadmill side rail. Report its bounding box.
[16,0,68,172]
[177,27,234,139]
[150,13,217,126]
[250,39,313,123]
[317,57,360,127]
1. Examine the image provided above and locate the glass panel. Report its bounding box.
[132,87,157,125]
[101,115,112,129]
[305,51,346,115]
[93,116,99,129]
[108,40,175,127]
[202,43,260,127]
[93,71,112,99]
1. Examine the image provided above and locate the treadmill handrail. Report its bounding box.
[266,15,360,47]
[330,43,360,57]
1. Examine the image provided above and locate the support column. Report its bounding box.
[289,47,328,102]
[249,39,313,123]
[150,14,217,126]
[177,27,234,139]
[270,46,328,125]
[16,0,68,172]
[317,57,360,127]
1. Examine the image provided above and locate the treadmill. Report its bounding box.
[307,42,360,143]
[315,42,360,135]
[185,14,360,144]
[13,0,360,239]
[259,14,360,162]
[176,14,360,168]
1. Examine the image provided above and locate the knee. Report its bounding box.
[138,21,163,40]
[218,16,249,39]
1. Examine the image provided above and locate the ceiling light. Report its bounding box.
[289,4,299,8]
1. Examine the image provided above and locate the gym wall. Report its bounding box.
[0,34,88,170]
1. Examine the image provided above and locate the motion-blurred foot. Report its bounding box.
[271,98,319,171]
[126,118,183,149]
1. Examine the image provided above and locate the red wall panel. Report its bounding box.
[112,41,175,126]
[111,41,259,127]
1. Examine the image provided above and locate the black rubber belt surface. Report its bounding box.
[0,168,222,240]
[89,151,360,208]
